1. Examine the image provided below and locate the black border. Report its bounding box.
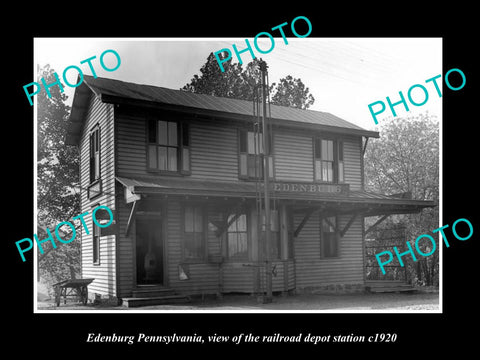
[8,5,478,355]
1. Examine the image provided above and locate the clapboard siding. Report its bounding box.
[115,113,364,189]
[274,133,314,182]
[189,122,238,181]
[116,115,147,176]
[79,94,116,298]
[294,213,364,288]
[222,265,255,293]
[221,260,295,293]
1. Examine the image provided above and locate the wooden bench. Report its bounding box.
[53,278,95,306]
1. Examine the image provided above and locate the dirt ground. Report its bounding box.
[37,290,440,312]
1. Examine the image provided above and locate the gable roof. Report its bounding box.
[66,75,379,145]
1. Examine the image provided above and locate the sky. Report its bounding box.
[34,37,442,131]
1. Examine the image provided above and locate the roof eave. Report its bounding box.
[100,93,379,138]
[65,79,98,146]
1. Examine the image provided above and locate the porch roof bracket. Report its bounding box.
[214,200,247,238]
[125,199,139,237]
[340,213,359,237]
[294,208,318,238]
[362,136,369,157]
[364,214,390,237]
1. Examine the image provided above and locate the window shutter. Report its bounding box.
[238,129,248,178]
[180,123,191,174]
[338,141,344,182]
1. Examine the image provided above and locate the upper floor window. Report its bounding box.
[89,125,100,183]
[147,120,190,174]
[314,138,344,183]
[238,129,273,180]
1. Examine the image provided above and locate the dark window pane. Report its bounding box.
[94,130,99,151]
[148,120,156,143]
[315,159,322,180]
[322,233,336,257]
[182,124,189,146]
[315,138,321,159]
[239,130,247,153]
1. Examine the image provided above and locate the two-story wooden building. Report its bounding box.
[65,75,434,306]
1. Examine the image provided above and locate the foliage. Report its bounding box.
[364,114,440,286]
[270,75,315,110]
[37,65,81,288]
[182,53,315,109]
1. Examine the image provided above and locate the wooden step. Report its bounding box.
[367,286,417,293]
[132,286,177,298]
[365,281,417,293]
[122,286,191,307]
[122,294,191,308]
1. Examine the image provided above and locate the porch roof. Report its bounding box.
[116,176,435,217]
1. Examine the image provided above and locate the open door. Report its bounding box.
[136,218,164,285]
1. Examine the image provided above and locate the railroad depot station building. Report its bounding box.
[66,75,434,306]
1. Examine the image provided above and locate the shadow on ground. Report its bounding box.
[37,289,440,312]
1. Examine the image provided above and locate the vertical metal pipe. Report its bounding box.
[259,60,272,303]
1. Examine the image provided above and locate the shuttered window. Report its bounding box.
[238,129,274,180]
[314,138,344,183]
[147,120,190,174]
[338,140,344,183]
[89,125,100,183]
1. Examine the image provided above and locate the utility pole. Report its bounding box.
[259,60,273,303]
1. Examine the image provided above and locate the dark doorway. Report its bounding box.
[136,218,163,285]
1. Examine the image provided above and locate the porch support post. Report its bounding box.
[280,204,289,260]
